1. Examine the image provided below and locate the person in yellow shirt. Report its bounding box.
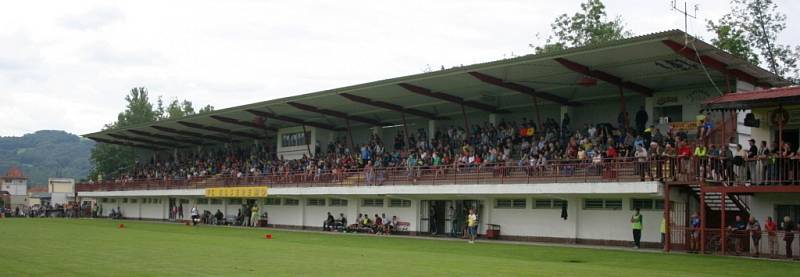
[467,208,478,244]
[631,208,643,249]
[250,204,260,227]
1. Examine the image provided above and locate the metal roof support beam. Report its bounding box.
[244,109,342,131]
[150,126,234,143]
[397,83,510,114]
[661,40,770,88]
[107,133,181,148]
[553,58,655,97]
[338,93,449,120]
[286,102,389,126]
[90,137,164,151]
[210,115,277,132]
[177,121,264,140]
[127,130,204,145]
[467,72,579,106]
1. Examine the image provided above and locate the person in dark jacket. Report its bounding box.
[783,216,796,259]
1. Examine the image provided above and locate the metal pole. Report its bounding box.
[619,86,628,131]
[461,104,470,140]
[532,96,542,131]
[720,191,727,255]
[664,183,671,252]
[301,124,312,158]
[700,189,706,253]
[346,118,355,153]
[401,112,410,153]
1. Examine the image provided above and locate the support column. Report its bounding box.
[645,97,655,129]
[700,190,706,253]
[302,125,312,157]
[428,120,436,144]
[401,112,410,153]
[664,183,671,252]
[720,192,727,254]
[532,96,542,130]
[619,86,629,130]
[488,113,497,126]
[461,104,470,138]
[560,105,574,129]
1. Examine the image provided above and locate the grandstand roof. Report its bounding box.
[703,86,800,111]
[84,29,788,149]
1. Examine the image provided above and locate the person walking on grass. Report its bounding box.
[250,204,259,227]
[631,208,643,249]
[190,206,198,226]
[467,208,478,244]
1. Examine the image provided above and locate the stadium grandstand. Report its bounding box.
[75,30,799,258]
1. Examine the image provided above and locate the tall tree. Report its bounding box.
[708,0,799,82]
[198,104,215,114]
[89,87,156,180]
[532,0,631,53]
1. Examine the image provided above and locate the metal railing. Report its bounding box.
[77,157,678,192]
[670,226,800,259]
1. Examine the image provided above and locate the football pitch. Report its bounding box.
[0,219,795,276]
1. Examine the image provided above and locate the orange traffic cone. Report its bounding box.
[118,223,125,229]
[265,234,272,239]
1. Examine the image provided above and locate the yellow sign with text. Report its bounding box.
[205,186,268,198]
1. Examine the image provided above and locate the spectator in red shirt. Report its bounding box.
[765,216,778,258]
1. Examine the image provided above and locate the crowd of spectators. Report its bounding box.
[94,108,800,186]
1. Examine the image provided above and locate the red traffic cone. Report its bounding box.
[118,223,125,229]
[185,221,190,226]
[264,234,272,239]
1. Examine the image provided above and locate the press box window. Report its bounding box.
[495,199,526,209]
[388,199,411,208]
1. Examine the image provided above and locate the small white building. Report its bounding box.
[1,167,28,209]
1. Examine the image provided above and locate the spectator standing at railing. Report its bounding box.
[748,216,762,257]
[765,216,778,258]
[747,139,759,186]
[783,216,796,259]
[733,144,746,184]
[635,145,649,182]
[693,144,707,179]
[730,215,748,255]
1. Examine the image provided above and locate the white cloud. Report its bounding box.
[0,0,798,137]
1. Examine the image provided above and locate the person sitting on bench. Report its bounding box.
[214,209,224,225]
[382,214,393,235]
[373,214,384,234]
[323,212,335,231]
[336,213,347,231]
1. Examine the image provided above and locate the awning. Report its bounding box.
[703,86,800,111]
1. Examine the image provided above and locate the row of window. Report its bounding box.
[100,198,162,204]
[494,198,666,210]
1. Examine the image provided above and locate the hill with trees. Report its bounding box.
[0,130,94,186]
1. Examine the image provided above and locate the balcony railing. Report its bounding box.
[75,155,800,192]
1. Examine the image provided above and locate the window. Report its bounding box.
[264,198,281,206]
[362,199,384,207]
[632,199,656,210]
[533,199,567,209]
[583,199,623,210]
[122,198,128,203]
[210,199,222,205]
[130,199,138,204]
[110,199,117,203]
[284,199,299,206]
[329,199,348,207]
[197,199,209,205]
[179,199,190,204]
[495,199,526,209]
[388,199,411,208]
[228,199,242,205]
[281,131,311,147]
[101,198,108,203]
[307,198,326,206]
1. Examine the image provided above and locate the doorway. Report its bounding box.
[775,129,799,149]
[420,200,482,236]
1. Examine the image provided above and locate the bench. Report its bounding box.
[395,221,410,232]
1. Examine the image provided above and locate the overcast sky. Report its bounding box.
[1,0,798,137]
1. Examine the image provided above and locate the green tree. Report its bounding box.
[708,0,799,82]
[198,104,215,114]
[89,87,156,180]
[532,0,631,53]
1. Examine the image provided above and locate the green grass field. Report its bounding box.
[0,218,796,276]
